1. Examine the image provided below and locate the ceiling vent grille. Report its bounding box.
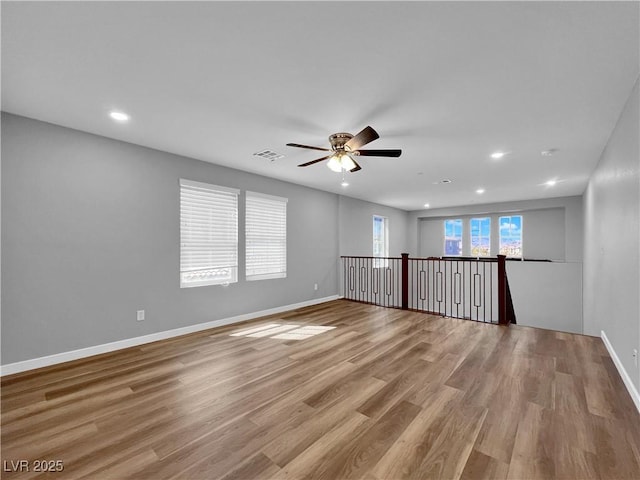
[254,150,284,161]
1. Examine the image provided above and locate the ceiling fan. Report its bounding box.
[286,126,401,172]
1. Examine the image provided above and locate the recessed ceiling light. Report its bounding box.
[491,152,505,159]
[476,188,485,194]
[546,179,557,186]
[424,203,430,208]
[109,111,130,122]
[341,181,349,187]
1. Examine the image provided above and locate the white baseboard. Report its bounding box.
[0,295,340,376]
[601,330,640,414]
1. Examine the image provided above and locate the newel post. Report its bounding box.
[401,253,409,310]
[497,254,507,325]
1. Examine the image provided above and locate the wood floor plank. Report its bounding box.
[357,359,431,419]
[370,384,464,479]
[472,404,523,465]
[590,414,640,479]
[554,443,600,480]
[2,299,639,480]
[261,377,385,468]
[219,452,281,480]
[306,400,422,480]
[275,401,421,480]
[405,401,487,480]
[1,386,133,430]
[174,404,313,480]
[506,402,556,480]
[248,361,355,426]
[271,412,372,479]
[553,371,598,454]
[459,450,509,480]
[133,416,260,479]
[77,448,159,480]
[1,421,99,462]
[372,342,431,382]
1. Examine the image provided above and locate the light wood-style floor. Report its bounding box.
[2,300,640,479]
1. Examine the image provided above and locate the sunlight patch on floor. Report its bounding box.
[230,323,336,340]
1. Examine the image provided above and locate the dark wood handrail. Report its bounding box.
[417,256,498,262]
[340,255,403,260]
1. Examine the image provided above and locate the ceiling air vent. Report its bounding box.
[254,150,284,161]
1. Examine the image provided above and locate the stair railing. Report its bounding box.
[341,253,516,325]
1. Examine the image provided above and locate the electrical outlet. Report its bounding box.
[633,349,638,368]
[314,283,318,291]
[137,310,145,322]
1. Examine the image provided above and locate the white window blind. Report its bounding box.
[180,179,239,288]
[246,191,287,281]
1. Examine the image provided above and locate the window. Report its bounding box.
[180,179,239,287]
[373,215,389,266]
[444,219,463,256]
[499,215,523,257]
[470,217,491,257]
[246,191,287,281]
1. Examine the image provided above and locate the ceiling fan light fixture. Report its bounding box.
[327,156,343,172]
[327,153,356,172]
[341,154,356,172]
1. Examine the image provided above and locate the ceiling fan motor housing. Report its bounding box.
[329,132,353,152]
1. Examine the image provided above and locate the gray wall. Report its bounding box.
[507,262,583,334]
[338,195,409,257]
[408,196,583,262]
[583,78,640,391]
[1,113,341,364]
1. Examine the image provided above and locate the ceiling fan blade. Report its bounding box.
[298,155,331,167]
[344,126,379,151]
[349,158,362,172]
[286,143,331,152]
[356,149,402,157]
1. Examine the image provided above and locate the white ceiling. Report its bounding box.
[2,1,638,211]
